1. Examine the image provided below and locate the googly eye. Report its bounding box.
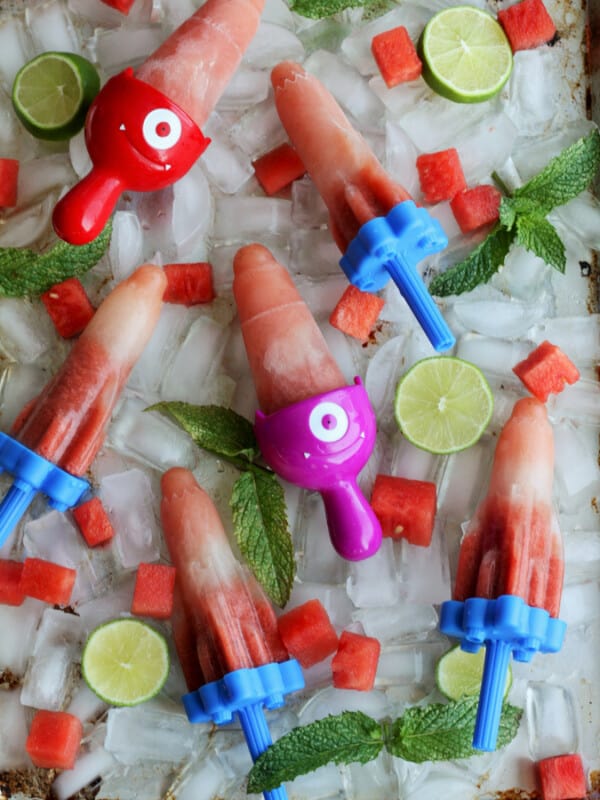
[142,108,182,150]
[308,402,349,443]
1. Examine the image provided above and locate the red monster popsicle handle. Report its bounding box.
[53,69,210,245]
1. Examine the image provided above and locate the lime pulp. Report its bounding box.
[436,644,512,700]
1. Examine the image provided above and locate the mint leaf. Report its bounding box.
[515,214,566,273]
[386,697,522,763]
[0,221,112,297]
[429,225,515,297]
[290,0,377,19]
[230,469,294,607]
[513,129,600,214]
[247,712,383,793]
[147,402,259,462]
[499,196,541,230]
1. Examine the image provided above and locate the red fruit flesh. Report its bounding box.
[72,497,115,547]
[513,340,580,401]
[370,474,437,547]
[498,0,557,52]
[131,562,177,620]
[253,143,306,195]
[41,278,95,339]
[20,558,76,606]
[329,284,385,341]
[416,148,467,204]
[277,598,339,668]
[371,26,422,88]
[26,710,83,770]
[332,630,381,691]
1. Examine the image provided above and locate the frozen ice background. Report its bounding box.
[0,0,599,797]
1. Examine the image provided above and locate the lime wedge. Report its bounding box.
[394,356,493,454]
[436,645,512,701]
[418,6,513,104]
[12,51,100,141]
[82,619,170,706]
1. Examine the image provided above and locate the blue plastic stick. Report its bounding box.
[472,640,512,751]
[0,483,36,548]
[238,703,288,800]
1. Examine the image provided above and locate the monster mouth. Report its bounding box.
[119,124,172,171]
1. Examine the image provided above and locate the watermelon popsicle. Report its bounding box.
[271,61,454,352]
[161,468,304,800]
[233,243,382,561]
[53,0,264,245]
[440,397,567,751]
[0,265,166,547]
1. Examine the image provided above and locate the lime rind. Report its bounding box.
[82,618,170,707]
[394,356,494,455]
[436,644,512,701]
[419,6,513,104]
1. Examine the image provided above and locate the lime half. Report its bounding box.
[82,619,170,706]
[418,6,513,104]
[394,356,493,454]
[436,645,512,700]
[12,51,100,141]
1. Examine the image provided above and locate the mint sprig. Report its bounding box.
[147,402,295,607]
[247,698,523,792]
[0,221,112,297]
[430,129,600,297]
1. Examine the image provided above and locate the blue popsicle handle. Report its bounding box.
[0,483,36,548]
[238,703,289,800]
[472,640,512,751]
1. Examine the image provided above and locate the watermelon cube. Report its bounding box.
[371,26,422,88]
[277,598,339,668]
[72,497,115,547]
[26,710,83,770]
[20,558,76,606]
[163,262,215,306]
[329,284,385,341]
[450,185,502,234]
[0,158,19,207]
[331,630,381,691]
[370,474,437,547]
[416,149,467,204]
[513,340,580,401]
[0,559,25,606]
[537,754,587,800]
[498,0,557,52]
[131,562,177,620]
[253,143,306,196]
[41,278,95,339]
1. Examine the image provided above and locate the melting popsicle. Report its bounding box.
[440,397,566,751]
[161,467,304,800]
[233,243,382,561]
[271,61,454,352]
[53,0,264,245]
[0,265,166,547]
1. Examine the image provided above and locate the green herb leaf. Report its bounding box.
[515,214,566,273]
[290,0,377,19]
[429,225,515,297]
[0,221,112,297]
[386,697,522,763]
[247,712,383,793]
[147,402,260,462]
[230,469,294,607]
[513,128,600,214]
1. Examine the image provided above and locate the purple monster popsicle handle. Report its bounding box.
[255,378,382,561]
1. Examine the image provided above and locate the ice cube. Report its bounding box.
[346,539,401,607]
[26,0,81,54]
[98,761,178,800]
[67,682,108,724]
[298,17,352,56]
[559,581,600,626]
[529,315,600,366]
[167,753,229,800]
[293,490,347,585]
[553,420,600,503]
[20,607,84,711]
[243,21,305,68]
[0,597,45,674]
[76,575,136,633]
[299,685,390,725]
[286,582,354,630]
[0,362,47,433]
[0,16,32,91]
[290,228,341,277]
[452,288,550,339]
[216,66,270,111]
[503,49,563,137]
[17,154,76,207]
[455,333,531,381]
[364,334,410,432]
[397,519,451,605]
[172,161,213,257]
[99,468,162,569]
[0,193,56,249]
[385,121,420,197]
[352,603,438,643]
[53,746,117,800]
[376,639,447,689]
[287,765,344,799]
[291,176,328,228]
[346,752,399,799]
[398,93,490,154]
[230,97,288,158]
[456,112,518,185]
[526,682,579,760]
[319,321,359,384]
[109,212,145,283]
[212,196,292,243]
[563,530,600,585]
[0,689,29,769]
[201,115,254,195]
[436,439,493,521]
[389,434,441,483]
[0,297,57,364]
[492,243,553,303]
[93,24,164,71]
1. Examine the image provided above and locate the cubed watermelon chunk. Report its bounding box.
[371,26,422,88]
[100,0,136,14]
[370,474,437,547]
[20,558,76,606]
[0,559,25,606]
[498,0,557,52]
[331,630,381,691]
[537,754,587,800]
[41,277,95,339]
[253,143,306,196]
[416,148,467,204]
[450,185,502,234]
[163,262,215,306]
[277,598,339,668]
[26,710,83,770]
[513,340,580,401]
[131,562,177,620]
[0,158,19,207]
[72,497,115,547]
[329,284,385,341]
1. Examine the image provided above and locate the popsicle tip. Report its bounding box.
[233,243,276,276]
[127,263,168,293]
[160,467,198,498]
[271,61,305,92]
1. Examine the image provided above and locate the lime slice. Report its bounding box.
[394,356,493,454]
[436,645,512,700]
[12,51,100,141]
[418,6,513,104]
[82,619,170,706]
